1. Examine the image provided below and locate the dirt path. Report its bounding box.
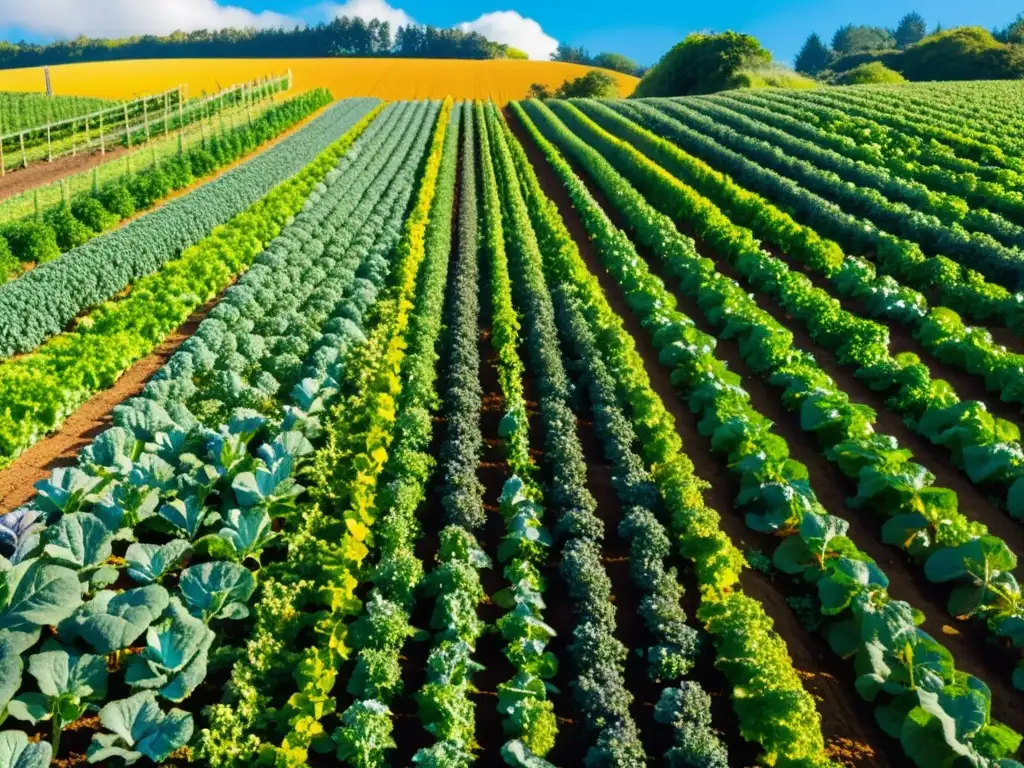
[505,108,896,768]
[0,293,221,513]
[0,144,132,202]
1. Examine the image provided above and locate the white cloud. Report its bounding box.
[457,10,558,60]
[0,0,296,38]
[317,0,414,29]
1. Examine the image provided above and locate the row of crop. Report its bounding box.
[520,97,1023,768]
[500,105,730,767]
[675,96,1024,253]
[623,101,1024,438]
[761,88,1024,176]
[554,99,1024,673]
[0,89,334,284]
[0,96,378,360]
[335,100,460,767]
[475,100,559,764]
[682,97,1024,321]
[863,83,1024,142]
[571,100,1024,531]
[512,99,834,767]
[856,84,1024,145]
[810,87,1024,160]
[0,92,116,135]
[0,101,384,470]
[487,101,652,764]
[412,102,491,765]
[0,102,422,767]
[649,98,1024,293]
[622,98,1020,334]
[724,90,1024,192]
[193,99,439,767]
[706,92,1024,229]
[622,101,1024,475]
[250,97,451,764]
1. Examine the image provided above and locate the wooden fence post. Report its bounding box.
[124,103,132,149]
[71,120,76,157]
[20,132,26,168]
[177,85,184,149]
[142,98,150,144]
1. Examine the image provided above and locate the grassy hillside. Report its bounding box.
[0,58,639,104]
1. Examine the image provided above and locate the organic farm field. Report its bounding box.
[2,80,1024,768]
[0,58,639,104]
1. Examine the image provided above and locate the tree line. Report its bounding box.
[795,10,1024,81]
[0,16,527,70]
[549,43,645,76]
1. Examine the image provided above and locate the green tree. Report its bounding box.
[552,42,590,63]
[894,12,927,47]
[831,24,896,54]
[632,31,772,97]
[554,70,618,98]
[794,32,832,74]
[592,51,641,75]
[527,82,552,99]
[994,13,1024,44]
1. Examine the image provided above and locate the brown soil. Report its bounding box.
[506,108,900,767]
[0,292,221,513]
[0,144,131,202]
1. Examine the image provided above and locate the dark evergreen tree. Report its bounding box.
[794,32,831,74]
[894,12,928,47]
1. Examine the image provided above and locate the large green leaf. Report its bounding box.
[0,560,82,653]
[178,562,255,621]
[925,537,1017,583]
[124,599,214,702]
[41,513,113,571]
[0,730,52,768]
[87,692,193,765]
[899,690,973,765]
[60,585,169,653]
[125,541,191,585]
[0,634,22,714]
[817,557,887,615]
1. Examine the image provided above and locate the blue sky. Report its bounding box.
[2,0,1020,66]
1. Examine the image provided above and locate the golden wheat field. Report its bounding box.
[0,58,639,103]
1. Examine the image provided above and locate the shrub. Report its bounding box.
[188,147,218,177]
[71,195,120,233]
[899,26,1024,80]
[44,203,95,251]
[839,61,907,84]
[555,70,619,98]
[0,235,17,280]
[3,217,60,263]
[98,181,136,219]
[632,32,772,97]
